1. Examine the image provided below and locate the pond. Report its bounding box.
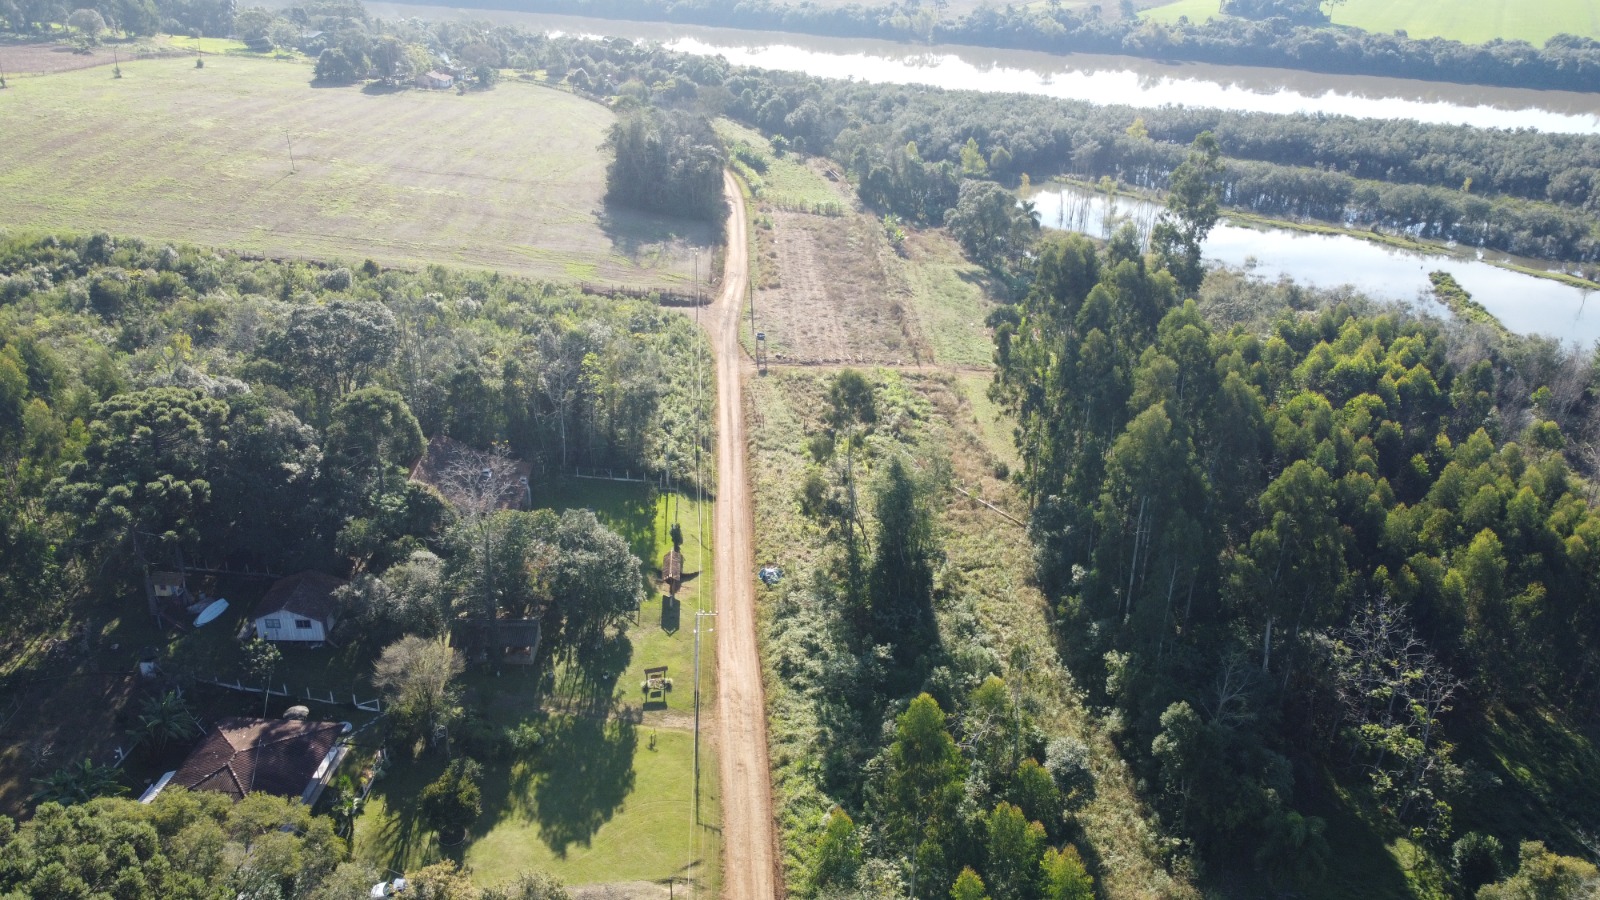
[1030,182,1600,345]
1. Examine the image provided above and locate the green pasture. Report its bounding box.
[0,54,709,286]
[356,721,720,890]
[1142,0,1600,45]
[533,478,716,718]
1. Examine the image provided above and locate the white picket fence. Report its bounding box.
[202,677,380,712]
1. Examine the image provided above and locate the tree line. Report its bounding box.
[416,28,1600,267]
[445,0,1600,92]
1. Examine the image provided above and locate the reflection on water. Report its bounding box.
[359,1,1600,133]
[1031,184,1600,345]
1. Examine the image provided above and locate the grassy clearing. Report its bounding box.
[897,229,998,368]
[167,35,254,54]
[718,119,847,214]
[0,55,710,286]
[532,479,717,719]
[1142,0,1600,44]
[747,368,1195,897]
[356,718,720,890]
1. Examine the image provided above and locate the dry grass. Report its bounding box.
[0,54,712,285]
[747,367,1196,897]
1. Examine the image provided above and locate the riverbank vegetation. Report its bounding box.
[351,24,1600,270]
[990,226,1600,896]
[1147,0,1600,49]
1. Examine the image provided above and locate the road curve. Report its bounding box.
[708,171,781,898]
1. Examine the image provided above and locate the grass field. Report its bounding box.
[1142,0,1600,45]
[356,719,720,890]
[0,54,710,286]
[533,479,717,721]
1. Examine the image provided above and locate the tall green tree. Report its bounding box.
[1150,132,1223,295]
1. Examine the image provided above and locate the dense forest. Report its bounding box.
[0,229,708,648]
[985,222,1600,893]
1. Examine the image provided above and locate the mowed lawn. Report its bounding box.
[356,723,720,890]
[0,54,709,285]
[1143,0,1600,44]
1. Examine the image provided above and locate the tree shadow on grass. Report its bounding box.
[597,206,717,266]
[364,754,448,872]
[525,715,638,857]
[660,595,680,635]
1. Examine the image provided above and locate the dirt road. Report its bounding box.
[708,171,781,898]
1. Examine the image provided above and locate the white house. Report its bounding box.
[416,70,453,90]
[250,571,344,643]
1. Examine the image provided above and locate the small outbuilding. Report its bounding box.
[416,70,453,90]
[250,571,345,643]
[662,550,683,596]
[454,617,542,666]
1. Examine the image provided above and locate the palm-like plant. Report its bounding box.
[134,690,201,756]
[32,757,127,805]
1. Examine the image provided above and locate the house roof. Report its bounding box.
[250,571,345,623]
[171,717,346,802]
[151,571,185,586]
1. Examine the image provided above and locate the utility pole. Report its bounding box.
[285,131,296,173]
[692,609,717,822]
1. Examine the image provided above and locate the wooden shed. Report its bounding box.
[662,550,684,596]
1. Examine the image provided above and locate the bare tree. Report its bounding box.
[535,329,585,470]
[438,444,526,634]
[1332,597,1463,830]
[437,443,524,522]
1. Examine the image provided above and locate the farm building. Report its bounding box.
[150,571,187,599]
[416,70,453,89]
[250,571,345,643]
[145,716,350,804]
[454,617,542,666]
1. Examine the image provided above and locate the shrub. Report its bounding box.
[420,758,483,839]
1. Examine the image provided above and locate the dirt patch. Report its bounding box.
[753,210,927,364]
[1,42,117,76]
[0,41,183,76]
[708,172,781,898]
[572,883,673,900]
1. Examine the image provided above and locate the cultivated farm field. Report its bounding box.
[1143,0,1600,45]
[0,53,710,285]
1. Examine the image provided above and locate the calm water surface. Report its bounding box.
[365,1,1600,133]
[1031,183,1600,345]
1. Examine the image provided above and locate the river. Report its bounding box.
[364,1,1600,134]
[349,1,1600,339]
[1031,183,1600,345]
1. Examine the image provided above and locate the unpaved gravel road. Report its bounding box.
[708,171,781,899]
